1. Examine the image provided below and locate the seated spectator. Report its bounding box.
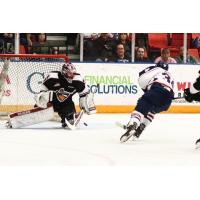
[192,36,200,49]
[95,33,116,62]
[135,33,148,49]
[175,46,197,64]
[0,33,14,54]
[0,34,5,53]
[197,48,200,64]
[135,47,150,63]
[109,43,130,63]
[32,33,50,54]
[154,48,177,64]
[20,33,32,53]
[115,33,131,58]
[83,33,100,61]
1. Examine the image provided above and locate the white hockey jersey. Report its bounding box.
[138,65,174,92]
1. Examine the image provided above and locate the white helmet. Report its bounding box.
[61,63,76,79]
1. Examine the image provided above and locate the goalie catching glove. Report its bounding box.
[79,92,96,115]
[35,90,54,108]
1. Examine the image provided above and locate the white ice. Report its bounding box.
[0,114,200,166]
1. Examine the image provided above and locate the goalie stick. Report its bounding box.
[64,84,99,130]
[64,109,84,130]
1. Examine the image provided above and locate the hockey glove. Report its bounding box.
[184,88,200,102]
[35,91,54,108]
[79,93,96,115]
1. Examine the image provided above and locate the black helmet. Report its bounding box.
[155,61,169,71]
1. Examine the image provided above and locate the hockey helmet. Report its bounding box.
[155,61,169,71]
[61,63,76,79]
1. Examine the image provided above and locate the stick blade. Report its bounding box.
[115,121,127,129]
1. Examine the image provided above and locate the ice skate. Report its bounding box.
[132,123,146,141]
[120,122,137,143]
[61,118,74,128]
[62,110,84,130]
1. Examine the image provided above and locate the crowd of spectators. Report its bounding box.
[1,33,200,64]
[175,46,197,64]
[0,33,62,55]
[83,33,200,64]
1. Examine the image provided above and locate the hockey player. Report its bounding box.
[8,63,96,129]
[120,62,174,143]
[184,72,200,149]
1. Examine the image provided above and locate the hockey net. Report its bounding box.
[0,54,69,118]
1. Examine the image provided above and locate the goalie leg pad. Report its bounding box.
[8,106,54,128]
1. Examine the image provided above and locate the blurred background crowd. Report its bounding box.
[1,33,200,64]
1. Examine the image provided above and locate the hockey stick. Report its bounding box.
[64,109,84,130]
[173,96,185,100]
[64,84,99,130]
[115,121,127,130]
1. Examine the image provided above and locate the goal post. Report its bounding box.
[0,54,69,115]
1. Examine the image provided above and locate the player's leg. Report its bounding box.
[120,91,157,142]
[120,85,173,142]
[120,110,144,142]
[54,101,76,128]
[133,111,155,140]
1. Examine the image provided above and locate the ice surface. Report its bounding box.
[0,114,200,166]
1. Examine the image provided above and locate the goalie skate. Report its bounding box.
[62,110,84,130]
[120,122,137,143]
[5,120,12,128]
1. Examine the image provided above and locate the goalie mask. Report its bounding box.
[61,63,76,80]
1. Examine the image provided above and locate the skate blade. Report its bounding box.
[132,135,138,141]
[120,130,135,143]
[120,123,137,143]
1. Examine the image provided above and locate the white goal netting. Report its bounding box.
[0,54,69,115]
